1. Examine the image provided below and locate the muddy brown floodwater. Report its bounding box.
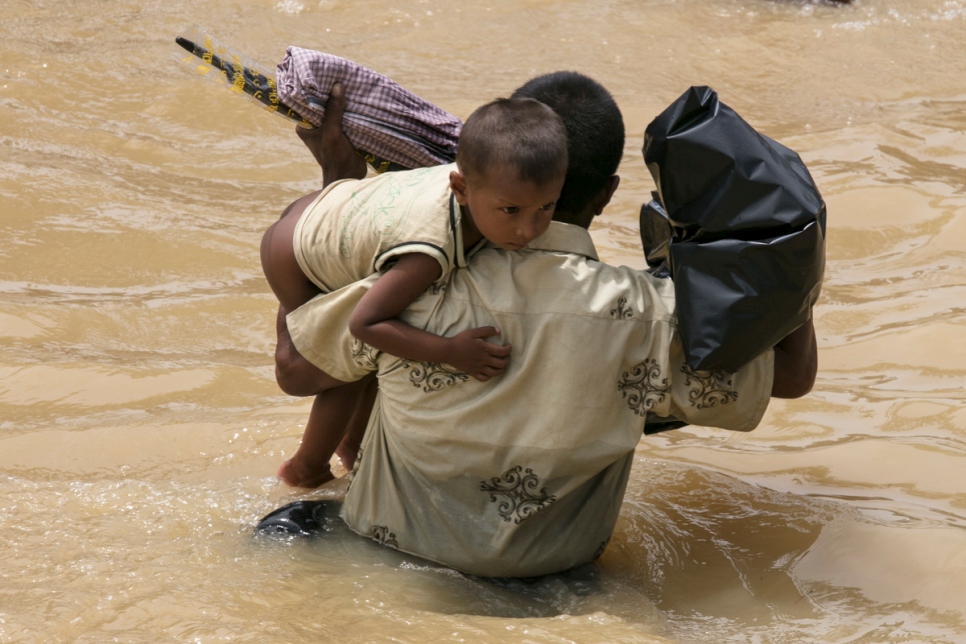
[2,0,965,642]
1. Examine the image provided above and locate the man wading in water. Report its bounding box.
[260,71,817,577]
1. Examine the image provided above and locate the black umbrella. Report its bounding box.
[175,33,405,173]
[176,36,311,126]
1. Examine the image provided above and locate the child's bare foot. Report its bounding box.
[276,457,334,489]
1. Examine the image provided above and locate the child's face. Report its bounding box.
[451,166,564,251]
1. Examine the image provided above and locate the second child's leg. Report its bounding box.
[335,373,378,471]
[277,376,375,488]
[262,197,376,487]
[272,307,376,488]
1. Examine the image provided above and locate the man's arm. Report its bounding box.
[295,83,368,188]
[771,311,817,399]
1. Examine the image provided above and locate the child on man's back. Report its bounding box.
[261,96,569,487]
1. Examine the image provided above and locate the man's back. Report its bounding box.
[289,222,774,576]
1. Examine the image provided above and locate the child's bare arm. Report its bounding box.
[348,254,511,381]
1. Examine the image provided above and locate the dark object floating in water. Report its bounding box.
[254,500,340,537]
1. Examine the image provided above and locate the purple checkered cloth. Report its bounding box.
[276,47,462,169]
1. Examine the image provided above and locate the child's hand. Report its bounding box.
[448,326,511,382]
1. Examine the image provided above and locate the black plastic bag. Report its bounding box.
[641,86,826,373]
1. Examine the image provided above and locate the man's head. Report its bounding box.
[512,71,624,228]
[451,98,568,250]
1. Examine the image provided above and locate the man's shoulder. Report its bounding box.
[482,232,672,291]
[446,240,677,322]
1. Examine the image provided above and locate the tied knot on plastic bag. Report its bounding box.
[641,86,826,373]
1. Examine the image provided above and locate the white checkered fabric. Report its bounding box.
[276,47,462,169]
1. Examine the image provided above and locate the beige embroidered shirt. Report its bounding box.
[287,222,774,577]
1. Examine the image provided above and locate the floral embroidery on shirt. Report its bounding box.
[593,538,610,560]
[351,337,379,370]
[681,364,739,408]
[405,361,469,392]
[609,296,636,320]
[371,525,399,548]
[428,282,447,295]
[345,447,364,495]
[479,466,557,524]
[618,358,671,416]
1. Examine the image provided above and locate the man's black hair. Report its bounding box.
[512,71,624,215]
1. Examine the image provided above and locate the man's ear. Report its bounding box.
[591,175,620,216]
[449,171,469,205]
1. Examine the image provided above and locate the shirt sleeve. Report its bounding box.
[285,275,382,383]
[373,191,461,282]
[665,339,775,432]
[374,242,451,281]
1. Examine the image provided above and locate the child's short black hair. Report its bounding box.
[456,98,568,187]
[511,72,625,215]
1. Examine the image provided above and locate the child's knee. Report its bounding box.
[274,344,336,397]
[275,351,313,396]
